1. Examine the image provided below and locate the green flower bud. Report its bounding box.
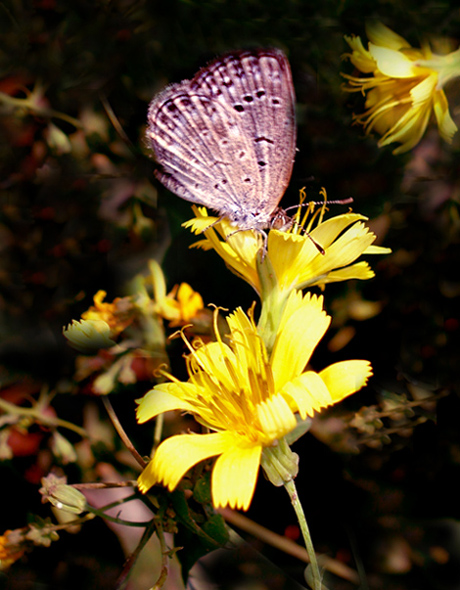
[63,319,116,353]
[40,474,87,514]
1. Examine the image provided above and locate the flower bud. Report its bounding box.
[39,473,87,514]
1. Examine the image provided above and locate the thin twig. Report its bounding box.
[72,481,138,490]
[115,519,158,590]
[102,397,147,469]
[151,514,170,590]
[100,95,133,146]
[219,507,360,585]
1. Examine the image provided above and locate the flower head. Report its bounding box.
[156,283,204,326]
[39,473,88,514]
[147,259,206,328]
[82,290,135,336]
[184,202,388,295]
[342,21,459,153]
[137,291,372,510]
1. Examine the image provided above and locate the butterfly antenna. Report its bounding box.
[306,232,325,255]
[283,197,353,213]
[288,217,325,254]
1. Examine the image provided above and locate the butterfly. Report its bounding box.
[145,48,296,231]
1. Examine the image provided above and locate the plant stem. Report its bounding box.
[0,398,87,437]
[0,91,82,128]
[284,478,321,590]
[115,519,157,590]
[102,397,147,468]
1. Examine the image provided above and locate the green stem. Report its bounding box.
[46,512,96,531]
[417,47,460,88]
[115,519,157,590]
[154,413,164,448]
[88,507,151,528]
[0,398,87,438]
[87,493,152,527]
[151,513,170,590]
[0,91,82,128]
[284,479,322,590]
[256,249,289,354]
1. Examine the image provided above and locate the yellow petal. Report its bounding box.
[191,341,238,390]
[268,230,312,290]
[319,261,375,284]
[267,215,376,291]
[369,44,418,78]
[176,283,204,318]
[319,360,373,402]
[226,307,262,376]
[363,245,392,254]
[136,383,200,423]
[256,394,297,440]
[379,102,431,153]
[309,214,369,249]
[183,214,219,233]
[433,89,458,142]
[271,292,330,388]
[281,371,333,419]
[305,222,376,282]
[138,432,232,493]
[410,74,436,105]
[212,442,262,510]
[149,260,167,303]
[185,208,262,291]
[344,34,377,73]
[366,21,411,50]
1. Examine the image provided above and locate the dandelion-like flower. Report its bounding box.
[148,259,205,327]
[156,283,204,326]
[137,291,372,510]
[184,203,388,296]
[342,21,460,153]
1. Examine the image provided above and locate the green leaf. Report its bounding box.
[170,489,229,582]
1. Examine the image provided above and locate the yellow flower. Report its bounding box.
[82,290,134,336]
[184,204,388,295]
[147,259,204,326]
[156,283,204,326]
[137,291,372,510]
[0,531,25,570]
[342,21,459,153]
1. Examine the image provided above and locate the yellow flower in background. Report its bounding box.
[184,205,389,295]
[342,21,460,153]
[137,291,372,510]
[148,259,204,326]
[82,290,134,336]
[156,283,204,326]
[0,531,25,571]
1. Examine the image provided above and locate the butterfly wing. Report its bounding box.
[191,49,297,221]
[147,83,262,221]
[146,49,296,228]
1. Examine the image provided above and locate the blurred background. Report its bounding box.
[1,0,459,589]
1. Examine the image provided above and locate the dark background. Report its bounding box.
[1,0,459,588]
